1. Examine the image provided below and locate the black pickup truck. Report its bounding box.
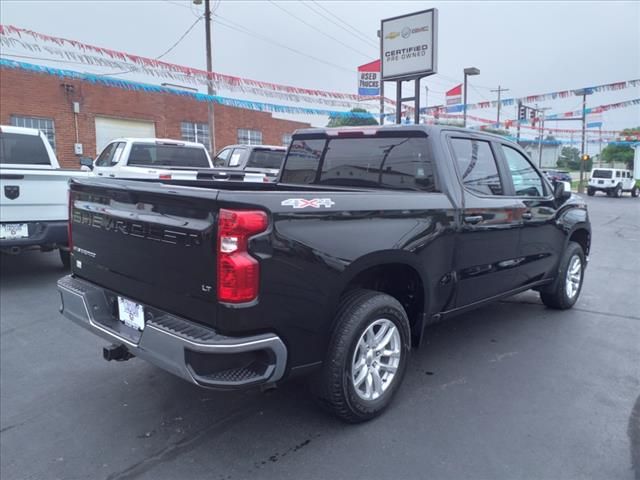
[57,125,590,422]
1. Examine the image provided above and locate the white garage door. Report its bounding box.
[95,117,156,154]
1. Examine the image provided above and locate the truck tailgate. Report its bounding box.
[69,179,220,326]
[0,169,82,222]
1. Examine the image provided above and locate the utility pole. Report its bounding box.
[536,107,550,168]
[204,0,216,155]
[490,85,509,128]
[516,100,522,142]
[578,91,589,193]
[598,125,602,166]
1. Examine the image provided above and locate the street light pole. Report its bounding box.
[204,0,216,155]
[463,67,480,128]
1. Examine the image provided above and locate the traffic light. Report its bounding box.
[582,154,590,162]
[518,105,527,121]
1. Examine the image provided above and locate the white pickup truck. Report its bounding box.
[82,138,214,179]
[0,125,87,267]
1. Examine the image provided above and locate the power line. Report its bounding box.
[95,15,203,76]
[214,15,355,74]
[266,0,371,59]
[303,1,378,49]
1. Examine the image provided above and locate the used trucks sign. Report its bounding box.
[381,9,438,80]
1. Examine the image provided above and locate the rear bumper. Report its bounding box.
[0,220,67,249]
[57,275,287,389]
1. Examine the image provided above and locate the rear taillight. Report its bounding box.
[217,209,268,303]
[159,173,172,180]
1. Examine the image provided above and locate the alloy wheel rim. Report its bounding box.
[565,255,582,299]
[351,318,401,401]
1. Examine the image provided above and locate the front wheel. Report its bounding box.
[632,186,639,198]
[540,242,585,309]
[312,289,411,423]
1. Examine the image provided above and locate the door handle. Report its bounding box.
[464,215,483,225]
[109,174,115,178]
[522,212,533,220]
[97,173,103,176]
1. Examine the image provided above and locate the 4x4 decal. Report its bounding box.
[281,198,335,209]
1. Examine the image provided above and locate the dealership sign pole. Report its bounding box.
[381,8,438,124]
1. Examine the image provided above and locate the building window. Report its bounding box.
[237,129,262,145]
[181,121,210,150]
[282,133,292,147]
[10,115,56,150]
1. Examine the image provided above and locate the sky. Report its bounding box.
[1,0,639,151]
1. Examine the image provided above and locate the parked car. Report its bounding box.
[212,144,286,182]
[58,125,590,422]
[587,167,638,197]
[542,169,572,183]
[82,138,214,179]
[0,125,87,267]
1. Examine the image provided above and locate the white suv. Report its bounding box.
[587,168,638,197]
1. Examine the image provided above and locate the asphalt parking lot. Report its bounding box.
[1,195,639,480]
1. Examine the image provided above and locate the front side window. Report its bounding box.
[501,145,545,197]
[95,142,118,167]
[213,148,231,167]
[237,129,262,145]
[181,121,210,150]
[450,138,503,196]
[10,115,56,150]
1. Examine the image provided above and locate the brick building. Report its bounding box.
[0,66,310,169]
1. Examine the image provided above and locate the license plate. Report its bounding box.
[0,223,29,240]
[117,296,145,331]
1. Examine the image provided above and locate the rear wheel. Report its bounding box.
[59,249,71,269]
[312,289,411,423]
[540,242,585,310]
[614,185,622,198]
[587,187,595,196]
[632,186,639,198]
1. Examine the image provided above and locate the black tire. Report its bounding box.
[587,187,595,196]
[540,242,585,310]
[614,185,622,198]
[59,249,71,269]
[606,189,613,197]
[312,289,411,423]
[632,186,639,198]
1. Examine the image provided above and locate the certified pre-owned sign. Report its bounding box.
[381,9,438,80]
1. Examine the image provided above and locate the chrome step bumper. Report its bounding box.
[57,275,287,389]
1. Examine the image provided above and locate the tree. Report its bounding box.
[557,145,593,171]
[601,144,634,169]
[327,108,378,127]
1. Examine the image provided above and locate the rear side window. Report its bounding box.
[591,170,612,179]
[0,132,50,165]
[281,136,437,191]
[128,144,210,168]
[450,138,503,196]
[247,150,285,169]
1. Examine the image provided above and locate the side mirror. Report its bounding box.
[554,180,572,201]
[79,157,94,170]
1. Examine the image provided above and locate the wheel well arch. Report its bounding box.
[335,253,428,345]
[568,227,590,256]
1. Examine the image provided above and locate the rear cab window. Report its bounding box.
[128,143,210,168]
[592,169,613,179]
[0,132,51,165]
[280,133,438,192]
